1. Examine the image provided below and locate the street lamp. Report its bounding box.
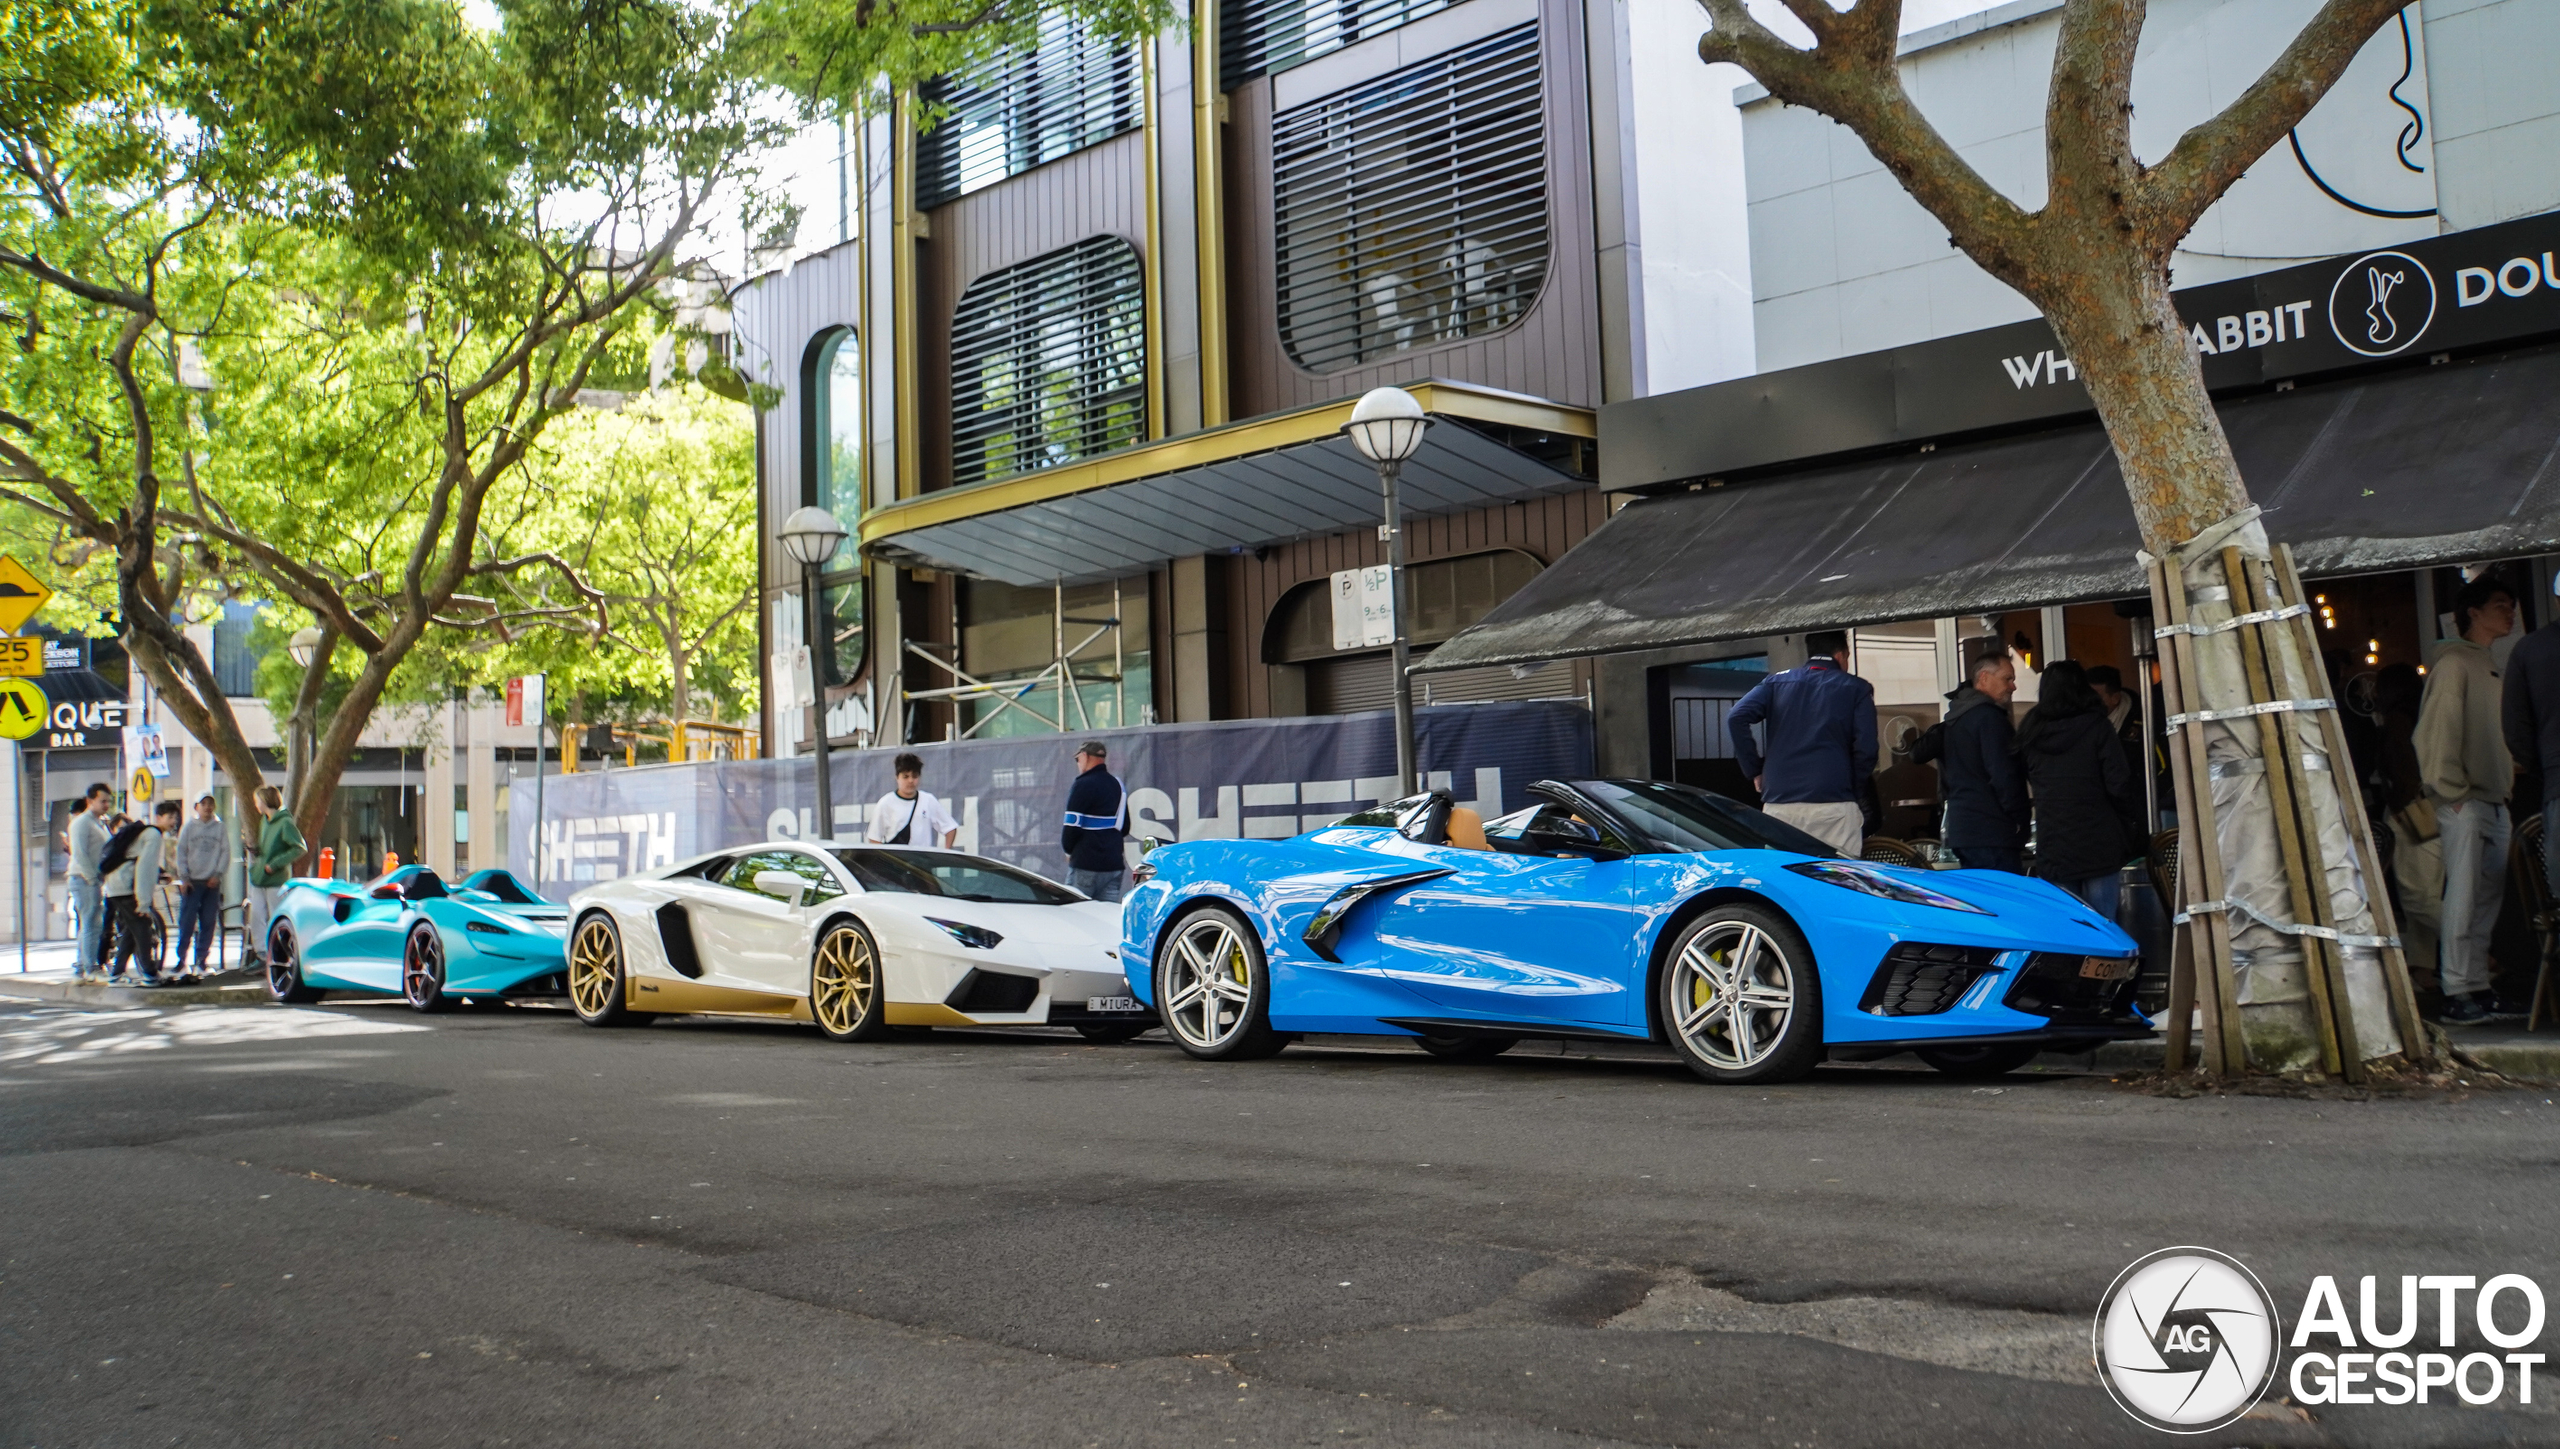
[778,505,849,839]
[1342,387,1431,795]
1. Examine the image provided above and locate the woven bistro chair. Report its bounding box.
[1861,836,1925,868]
[2147,829,2181,914]
[2511,811,2560,1031]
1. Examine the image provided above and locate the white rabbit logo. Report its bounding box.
[2328,250,2435,357]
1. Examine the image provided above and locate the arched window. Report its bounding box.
[1264,550,1554,714]
[949,236,1146,488]
[801,328,866,684]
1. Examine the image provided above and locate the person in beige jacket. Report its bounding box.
[2413,575,2520,1022]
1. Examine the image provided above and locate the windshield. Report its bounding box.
[462,870,538,904]
[1574,780,1843,858]
[830,849,1083,905]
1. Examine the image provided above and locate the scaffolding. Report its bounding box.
[901,579,1133,740]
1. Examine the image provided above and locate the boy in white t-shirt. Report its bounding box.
[866,752,960,848]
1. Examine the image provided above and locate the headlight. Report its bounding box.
[464,920,512,935]
[925,917,1003,950]
[1785,861,1991,915]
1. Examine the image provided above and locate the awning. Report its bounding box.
[1420,343,2560,672]
[861,380,1592,586]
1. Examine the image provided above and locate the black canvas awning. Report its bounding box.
[1421,343,2560,672]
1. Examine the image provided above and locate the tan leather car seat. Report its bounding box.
[1446,806,1491,851]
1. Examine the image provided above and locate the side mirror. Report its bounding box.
[753,870,811,905]
[370,882,405,901]
[1137,835,1164,858]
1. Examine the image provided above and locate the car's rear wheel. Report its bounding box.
[1915,1042,2043,1078]
[402,923,459,1013]
[1156,906,1284,1061]
[265,920,323,1004]
[1075,1022,1149,1044]
[1415,1031,1517,1061]
[1660,904,1824,1084]
[568,913,646,1027]
[811,920,887,1042]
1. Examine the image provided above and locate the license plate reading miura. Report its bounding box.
[1088,996,1142,1013]
[2079,957,2137,981]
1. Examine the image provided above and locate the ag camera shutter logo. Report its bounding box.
[2095,1247,2282,1432]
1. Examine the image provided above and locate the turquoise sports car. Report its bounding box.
[264,866,570,1011]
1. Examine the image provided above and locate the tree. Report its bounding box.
[1695,0,2420,1074]
[0,0,776,849]
[505,381,760,734]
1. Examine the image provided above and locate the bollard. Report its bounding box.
[317,845,336,880]
[381,849,401,875]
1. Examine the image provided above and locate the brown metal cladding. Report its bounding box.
[1221,0,1600,416]
[1221,485,1606,717]
[921,129,1151,497]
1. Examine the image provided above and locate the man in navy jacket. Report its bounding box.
[1939,651,2030,871]
[1727,631,1876,856]
[1060,739,1130,902]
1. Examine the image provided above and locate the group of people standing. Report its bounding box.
[65,782,308,986]
[1729,630,2149,916]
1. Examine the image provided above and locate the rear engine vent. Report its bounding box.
[2005,952,2141,1021]
[1859,943,2001,1017]
[655,903,705,979]
[948,970,1040,1015]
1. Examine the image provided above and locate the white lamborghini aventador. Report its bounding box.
[562,842,1152,1042]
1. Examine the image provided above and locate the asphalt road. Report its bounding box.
[4,996,2558,1449]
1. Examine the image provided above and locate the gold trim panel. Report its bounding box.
[883,1002,979,1027]
[629,977,807,1018]
[857,380,1597,547]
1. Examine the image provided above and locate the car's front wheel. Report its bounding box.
[567,913,647,1027]
[1915,1042,2042,1078]
[1155,906,1284,1061]
[1660,905,1824,1084]
[810,920,887,1042]
[402,923,459,1013]
[266,921,323,1004]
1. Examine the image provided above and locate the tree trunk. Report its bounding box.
[2045,263,2406,1071]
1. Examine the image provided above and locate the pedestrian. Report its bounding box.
[2013,660,2142,918]
[246,784,303,964]
[173,793,234,980]
[2415,574,2521,1023]
[1725,630,1877,857]
[66,782,113,981]
[867,751,960,848]
[102,800,178,985]
[2504,574,2560,897]
[2082,664,2150,804]
[1060,739,1129,903]
[2372,663,2441,995]
[1936,649,2030,872]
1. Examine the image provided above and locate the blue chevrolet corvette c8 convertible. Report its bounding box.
[266,866,570,1012]
[1119,780,2150,1084]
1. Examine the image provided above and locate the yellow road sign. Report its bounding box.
[0,677,44,740]
[130,765,155,803]
[0,556,50,635]
[0,636,38,677]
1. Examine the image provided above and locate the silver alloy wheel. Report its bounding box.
[1668,919,1797,1071]
[1161,913,1257,1053]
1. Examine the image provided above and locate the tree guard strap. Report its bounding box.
[2208,754,2330,778]
[2155,604,2311,637]
[2168,697,2336,727]
[2175,896,2399,951]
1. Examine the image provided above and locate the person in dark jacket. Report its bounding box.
[1938,651,2029,871]
[2014,660,2141,917]
[2504,578,2560,898]
[1725,630,1877,856]
[2082,664,2150,807]
[1060,739,1130,903]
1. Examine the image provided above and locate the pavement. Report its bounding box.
[8,994,2560,1447]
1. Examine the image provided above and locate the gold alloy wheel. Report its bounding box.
[811,925,878,1038]
[568,916,621,1020]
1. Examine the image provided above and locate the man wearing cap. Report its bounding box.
[1060,740,1129,903]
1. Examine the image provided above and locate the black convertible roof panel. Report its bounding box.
[1421,343,2560,672]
